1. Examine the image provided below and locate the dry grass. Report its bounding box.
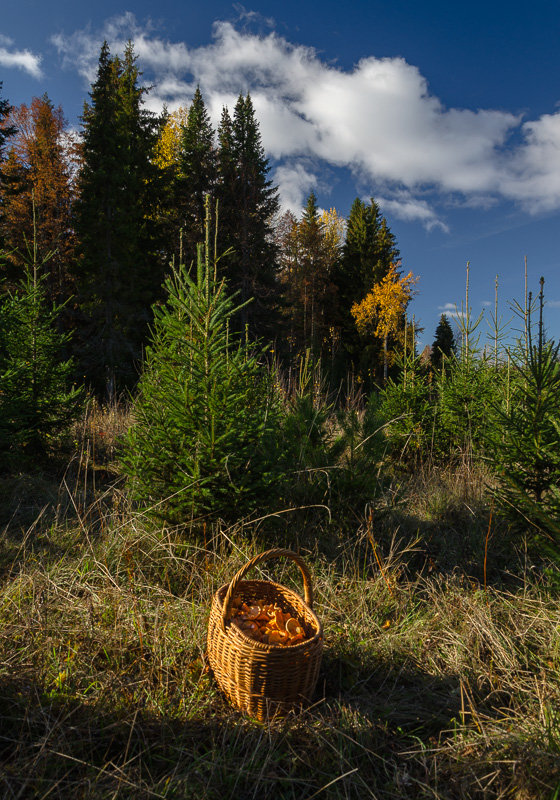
[1,405,559,799]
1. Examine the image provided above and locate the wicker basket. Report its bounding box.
[207,548,323,721]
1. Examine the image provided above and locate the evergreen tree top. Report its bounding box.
[231,93,279,219]
[217,106,233,153]
[232,94,266,165]
[217,106,236,183]
[302,191,320,224]
[344,198,380,249]
[182,87,215,159]
[431,313,457,369]
[0,83,16,162]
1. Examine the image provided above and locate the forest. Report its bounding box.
[1,41,559,799]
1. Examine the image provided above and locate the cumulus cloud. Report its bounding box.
[378,193,450,233]
[0,34,42,78]
[499,111,560,212]
[437,302,467,323]
[50,13,560,225]
[273,161,318,214]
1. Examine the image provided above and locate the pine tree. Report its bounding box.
[225,93,280,338]
[431,314,457,370]
[74,41,163,397]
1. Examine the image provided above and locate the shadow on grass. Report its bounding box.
[2,648,553,800]
[0,465,123,582]
[319,646,464,739]
[331,499,527,592]
[0,668,442,799]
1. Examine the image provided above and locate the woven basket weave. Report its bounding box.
[207,548,323,721]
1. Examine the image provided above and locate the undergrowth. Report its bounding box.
[1,407,559,799]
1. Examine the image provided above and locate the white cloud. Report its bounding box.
[0,35,42,78]
[273,162,318,214]
[378,194,449,233]
[499,111,560,212]
[437,302,467,323]
[51,14,560,224]
[51,30,101,84]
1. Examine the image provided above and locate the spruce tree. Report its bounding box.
[337,198,380,303]
[179,87,217,257]
[0,254,82,469]
[331,199,374,373]
[0,83,14,163]
[431,314,457,370]
[120,202,282,524]
[73,41,162,398]
[297,192,323,354]
[375,217,400,283]
[215,106,238,270]
[225,93,280,338]
[332,198,399,380]
[488,280,560,542]
[280,193,339,360]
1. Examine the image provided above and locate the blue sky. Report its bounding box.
[2,0,560,349]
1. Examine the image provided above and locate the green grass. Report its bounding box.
[1,407,559,799]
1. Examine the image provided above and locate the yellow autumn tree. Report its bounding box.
[320,207,345,262]
[351,262,417,381]
[153,106,189,171]
[152,106,189,266]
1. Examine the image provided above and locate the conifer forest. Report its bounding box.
[0,42,559,800]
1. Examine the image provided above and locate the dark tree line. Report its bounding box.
[0,42,409,402]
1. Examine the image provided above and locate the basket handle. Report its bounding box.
[221,548,314,631]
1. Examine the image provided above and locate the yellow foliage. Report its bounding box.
[351,263,417,339]
[320,207,345,261]
[153,106,189,171]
